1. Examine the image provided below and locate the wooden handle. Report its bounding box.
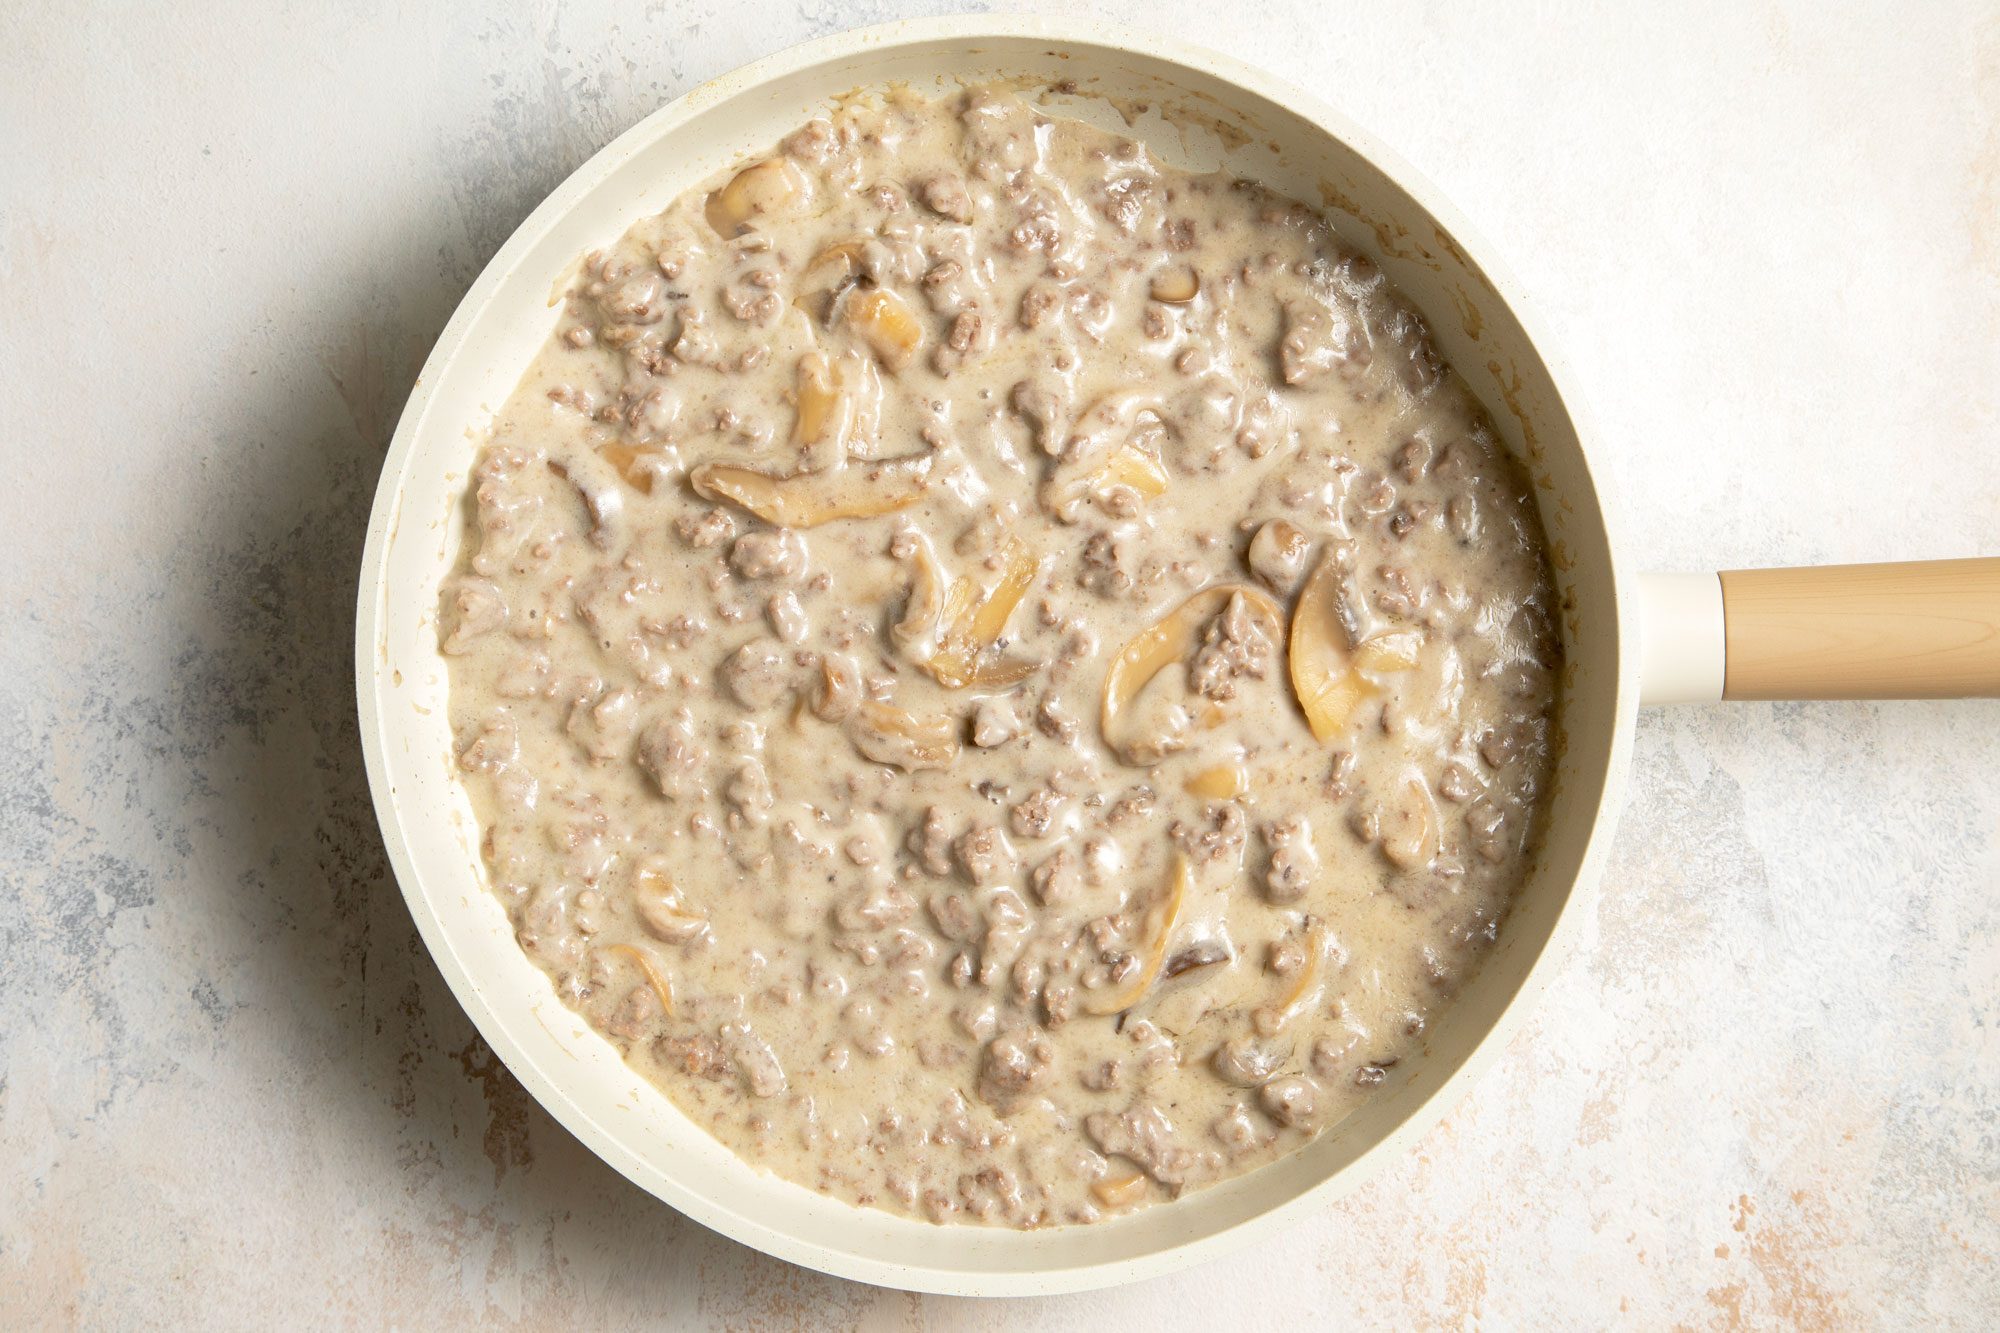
[1719,558,2000,700]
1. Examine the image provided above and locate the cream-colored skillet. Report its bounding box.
[353,16,2000,1295]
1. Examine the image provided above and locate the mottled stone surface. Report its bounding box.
[3,2,1996,1326]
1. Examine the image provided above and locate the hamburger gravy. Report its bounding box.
[437,86,1561,1226]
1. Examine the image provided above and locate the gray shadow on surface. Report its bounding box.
[177,104,938,1323]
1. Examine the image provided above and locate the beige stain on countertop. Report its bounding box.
[1702,1188,1844,1330]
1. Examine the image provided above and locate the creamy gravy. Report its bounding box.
[439,86,1560,1226]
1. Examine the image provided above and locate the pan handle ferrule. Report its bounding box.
[1637,572,1727,705]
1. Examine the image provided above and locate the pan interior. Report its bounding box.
[359,21,1632,1293]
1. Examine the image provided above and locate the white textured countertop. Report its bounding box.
[4,2,1997,1325]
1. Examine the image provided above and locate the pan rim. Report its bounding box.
[354,13,1638,1295]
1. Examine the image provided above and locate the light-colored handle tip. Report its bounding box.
[1639,558,2000,706]
[1638,572,1725,705]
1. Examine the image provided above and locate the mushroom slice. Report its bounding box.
[1184,762,1249,801]
[790,350,880,470]
[960,652,1040,684]
[923,539,1043,689]
[1067,391,1156,458]
[848,699,960,772]
[1149,265,1200,304]
[1083,853,1192,1016]
[793,240,865,323]
[599,443,673,495]
[808,239,866,273]
[608,942,676,1015]
[959,658,1038,690]
[1354,629,1423,674]
[690,450,933,528]
[1289,550,1374,742]
[1040,393,1171,521]
[1379,777,1440,871]
[633,861,706,943]
[805,653,862,722]
[890,533,950,657]
[1098,441,1171,498]
[1101,584,1285,766]
[1257,922,1326,1034]
[841,285,924,372]
[1290,553,1429,741]
[1091,1168,1149,1209]
[792,351,842,450]
[704,157,809,237]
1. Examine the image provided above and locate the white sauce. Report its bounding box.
[440,86,1560,1227]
